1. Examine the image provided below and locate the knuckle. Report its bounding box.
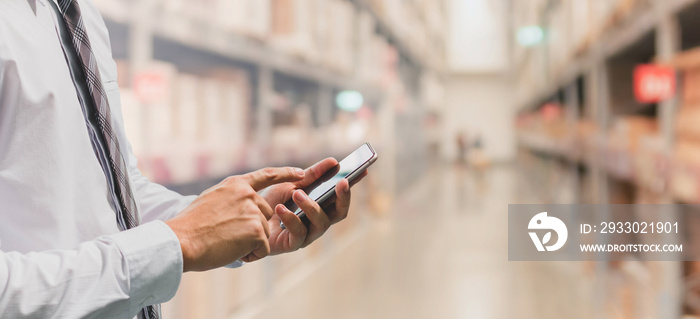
[233,184,255,199]
[242,187,257,199]
[243,201,260,215]
[319,218,331,230]
[244,219,263,237]
[223,176,239,185]
[253,223,267,239]
[223,181,242,194]
[261,168,278,180]
[209,184,227,195]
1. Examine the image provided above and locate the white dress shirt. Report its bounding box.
[0,0,240,317]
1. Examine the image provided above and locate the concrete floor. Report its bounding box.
[225,164,597,319]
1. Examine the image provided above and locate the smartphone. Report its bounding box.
[280,143,378,229]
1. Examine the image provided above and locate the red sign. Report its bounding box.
[634,64,676,103]
[540,103,561,121]
[134,72,168,104]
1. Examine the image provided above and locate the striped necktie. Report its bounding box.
[48,0,158,318]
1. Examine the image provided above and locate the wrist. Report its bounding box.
[165,219,197,272]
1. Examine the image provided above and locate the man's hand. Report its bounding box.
[165,167,305,272]
[261,158,368,255]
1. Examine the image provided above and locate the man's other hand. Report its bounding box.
[261,158,368,255]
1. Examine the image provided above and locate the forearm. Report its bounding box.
[0,221,182,318]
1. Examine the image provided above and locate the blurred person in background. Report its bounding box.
[455,130,469,166]
[469,134,490,190]
[0,1,365,318]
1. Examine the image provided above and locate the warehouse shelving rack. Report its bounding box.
[95,0,446,196]
[513,0,700,318]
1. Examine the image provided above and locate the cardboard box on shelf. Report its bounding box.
[419,0,445,42]
[114,59,131,88]
[543,120,569,139]
[270,0,319,64]
[670,47,700,70]
[570,0,592,55]
[198,69,251,127]
[576,120,599,140]
[271,0,295,35]
[165,73,202,185]
[311,0,330,65]
[321,0,355,74]
[683,69,700,106]
[366,0,385,17]
[671,139,700,203]
[676,139,700,164]
[381,0,409,41]
[215,0,271,39]
[133,61,179,159]
[187,71,250,179]
[546,2,570,79]
[118,89,143,155]
[200,79,224,143]
[219,81,251,172]
[677,106,700,142]
[199,78,227,177]
[172,74,199,141]
[359,34,388,86]
[611,0,638,22]
[610,116,658,152]
[591,0,618,33]
[684,207,700,264]
[633,136,666,193]
[356,11,376,83]
[670,48,700,105]
[183,0,218,24]
[118,87,162,181]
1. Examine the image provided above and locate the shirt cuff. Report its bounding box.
[109,220,183,312]
[224,260,245,269]
[176,195,197,213]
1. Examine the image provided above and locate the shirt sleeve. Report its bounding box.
[0,221,182,318]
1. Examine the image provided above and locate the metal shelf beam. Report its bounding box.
[99,1,385,97]
[517,0,700,112]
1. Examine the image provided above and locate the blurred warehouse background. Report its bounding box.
[90,0,700,318]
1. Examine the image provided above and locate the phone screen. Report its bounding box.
[284,144,376,216]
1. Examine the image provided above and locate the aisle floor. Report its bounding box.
[235,164,596,319]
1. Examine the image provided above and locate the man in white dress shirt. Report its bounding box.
[0,0,365,317]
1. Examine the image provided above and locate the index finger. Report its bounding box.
[243,167,305,191]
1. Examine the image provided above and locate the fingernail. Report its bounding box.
[296,190,307,201]
[295,168,304,177]
[344,183,350,193]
